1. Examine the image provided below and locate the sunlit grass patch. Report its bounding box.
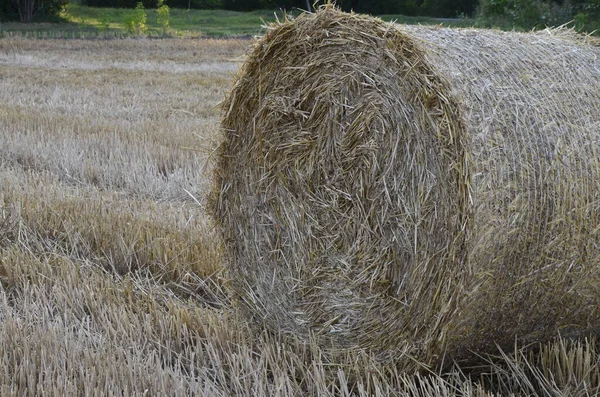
[1,5,287,38]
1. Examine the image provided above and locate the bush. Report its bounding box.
[221,0,260,11]
[478,0,599,31]
[157,0,169,34]
[420,0,478,17]
[123,2,147,35]
[479,0,569,29]
[0,0,68,22]
[47,0,69,16]
[581,0,600,29]
[574,10,600,31]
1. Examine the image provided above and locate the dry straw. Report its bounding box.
[210,9,600,370]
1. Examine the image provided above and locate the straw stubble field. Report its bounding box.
[0,36,598,396]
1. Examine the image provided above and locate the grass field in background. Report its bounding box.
[65,4,287,37]
[0,4,476,38]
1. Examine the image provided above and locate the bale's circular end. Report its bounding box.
[210,9,470,362]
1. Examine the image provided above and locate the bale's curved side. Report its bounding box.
[402,25,600,358]
[210,10,600,368]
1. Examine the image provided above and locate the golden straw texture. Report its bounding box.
[210,9,600,369]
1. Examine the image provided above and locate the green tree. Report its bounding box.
[477,0,598,31]
[334,0,420,16]
[421,0,478,16]
[124,2,148,35]
[6,0,67,22]
[221,0,260,10]
[259,0,310,10]
[157,0,170,34]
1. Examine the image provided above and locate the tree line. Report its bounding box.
[1,0,598,33]
[1,0,67,22]
[78,0,478,17]
[0,0,481,20]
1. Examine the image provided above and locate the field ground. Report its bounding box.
[0,5,476,38]
[0,38,599,396]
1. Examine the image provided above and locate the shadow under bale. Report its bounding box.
[210,9,600,370]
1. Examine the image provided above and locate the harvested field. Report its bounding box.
[212,9,600,371]
[0,25,599,397]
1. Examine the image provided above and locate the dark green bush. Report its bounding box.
[0,0,68,22]
[478,0,599,32]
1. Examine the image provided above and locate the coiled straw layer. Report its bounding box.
[211,9,600,369]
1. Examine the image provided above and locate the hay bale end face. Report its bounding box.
[210,9,600,368]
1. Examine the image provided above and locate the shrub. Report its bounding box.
[157,0,169,35]
[2,0,68,22]
[478,0,572,29]
[579,0,600,30]
[478,0,600,31]
[123,2,148,35]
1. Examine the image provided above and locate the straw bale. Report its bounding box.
[210,9,600,369]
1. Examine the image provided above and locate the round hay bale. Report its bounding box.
[210,9,600,368]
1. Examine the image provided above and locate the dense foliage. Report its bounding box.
[0,0,597,34]
[335,0,477,16]
[0,0,574,25]
[478,0,599,31]
[75,0,477,17]
[84,0,221,9]
[0,0,68,21]
[78,0,479,16]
